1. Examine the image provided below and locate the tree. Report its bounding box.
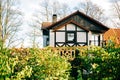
[27,4,44,48]
[27,0,53,48]
[40,0,52,22]
[26,0,51,48]
[58,3,71,18]
[74,0,107,23]
[27,19,42,48]
[28,0,71,47]
[0,0,22,48]
[51,1,71,18]
[110,0,120,28]
[38,0,71,21]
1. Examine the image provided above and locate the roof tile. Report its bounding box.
[42,22,52,29]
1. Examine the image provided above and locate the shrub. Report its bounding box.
[1,44,120,80]
[0,49,32,80]
[80,46,120,80]
[11,47,71,80]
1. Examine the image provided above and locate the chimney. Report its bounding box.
[52,14,57,23]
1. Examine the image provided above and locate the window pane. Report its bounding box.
[56,32,65,42]
[67,33,74,41]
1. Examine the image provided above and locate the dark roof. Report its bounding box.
[41,10,109,32]
[52,20,89,32]
[42,22,52,29]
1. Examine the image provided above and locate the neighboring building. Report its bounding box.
[104,28,120,45]
[41,10,109,47]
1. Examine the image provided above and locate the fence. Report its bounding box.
[51,47,79,60]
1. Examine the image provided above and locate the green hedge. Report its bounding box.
[75,45,120,80]
[0,43,120,80]
[0,47,71,80]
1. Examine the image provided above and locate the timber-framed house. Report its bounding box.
[42,10,109,47]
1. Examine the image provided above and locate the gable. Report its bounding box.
[66,24,76,30]
[52,20,89,32]
[42,10,109,33]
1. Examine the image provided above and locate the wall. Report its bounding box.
[49,23,87,47]
[50,30,55,46]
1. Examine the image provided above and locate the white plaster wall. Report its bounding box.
[77,32,86,42]
[100,34,103,46]
[58,26,65,30]
[100,34,103,41]
[67,24,75,30]
[50,30,54,47]
[56,32,65,42]
[88,32,92,45]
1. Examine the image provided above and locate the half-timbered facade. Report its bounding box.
[42,11,109,47]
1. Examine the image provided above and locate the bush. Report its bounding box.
[77,46,120,80]
[10,47,71,80]
[0,48,32,80]
[1,44,120,80]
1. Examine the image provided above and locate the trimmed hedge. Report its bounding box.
[0,43,120,80]
[0,47,71,80]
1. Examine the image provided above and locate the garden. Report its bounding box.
[0,42,120,80]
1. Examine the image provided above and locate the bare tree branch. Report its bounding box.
[110,0,120,28]
[74,0,107,23]
[0,0,23,48]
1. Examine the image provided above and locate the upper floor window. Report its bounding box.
[66,31,76,42]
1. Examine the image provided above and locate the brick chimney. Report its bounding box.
[52,14,57,23]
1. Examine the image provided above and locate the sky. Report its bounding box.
[17,0,114,48]
[19,0,112,15]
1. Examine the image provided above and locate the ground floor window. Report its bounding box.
[90,34,100,46]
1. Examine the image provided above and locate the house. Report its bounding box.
[41,10,109,47]
[103,28,120,45]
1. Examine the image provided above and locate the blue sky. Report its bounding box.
[17,0,113,47]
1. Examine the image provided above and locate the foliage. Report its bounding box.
[0,49,32,80]
[76,45,120,80]
[1,43,120,80]
[10,47,71,80]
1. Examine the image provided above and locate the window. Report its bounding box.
[90,34,100,46]
[66,32,76,42]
